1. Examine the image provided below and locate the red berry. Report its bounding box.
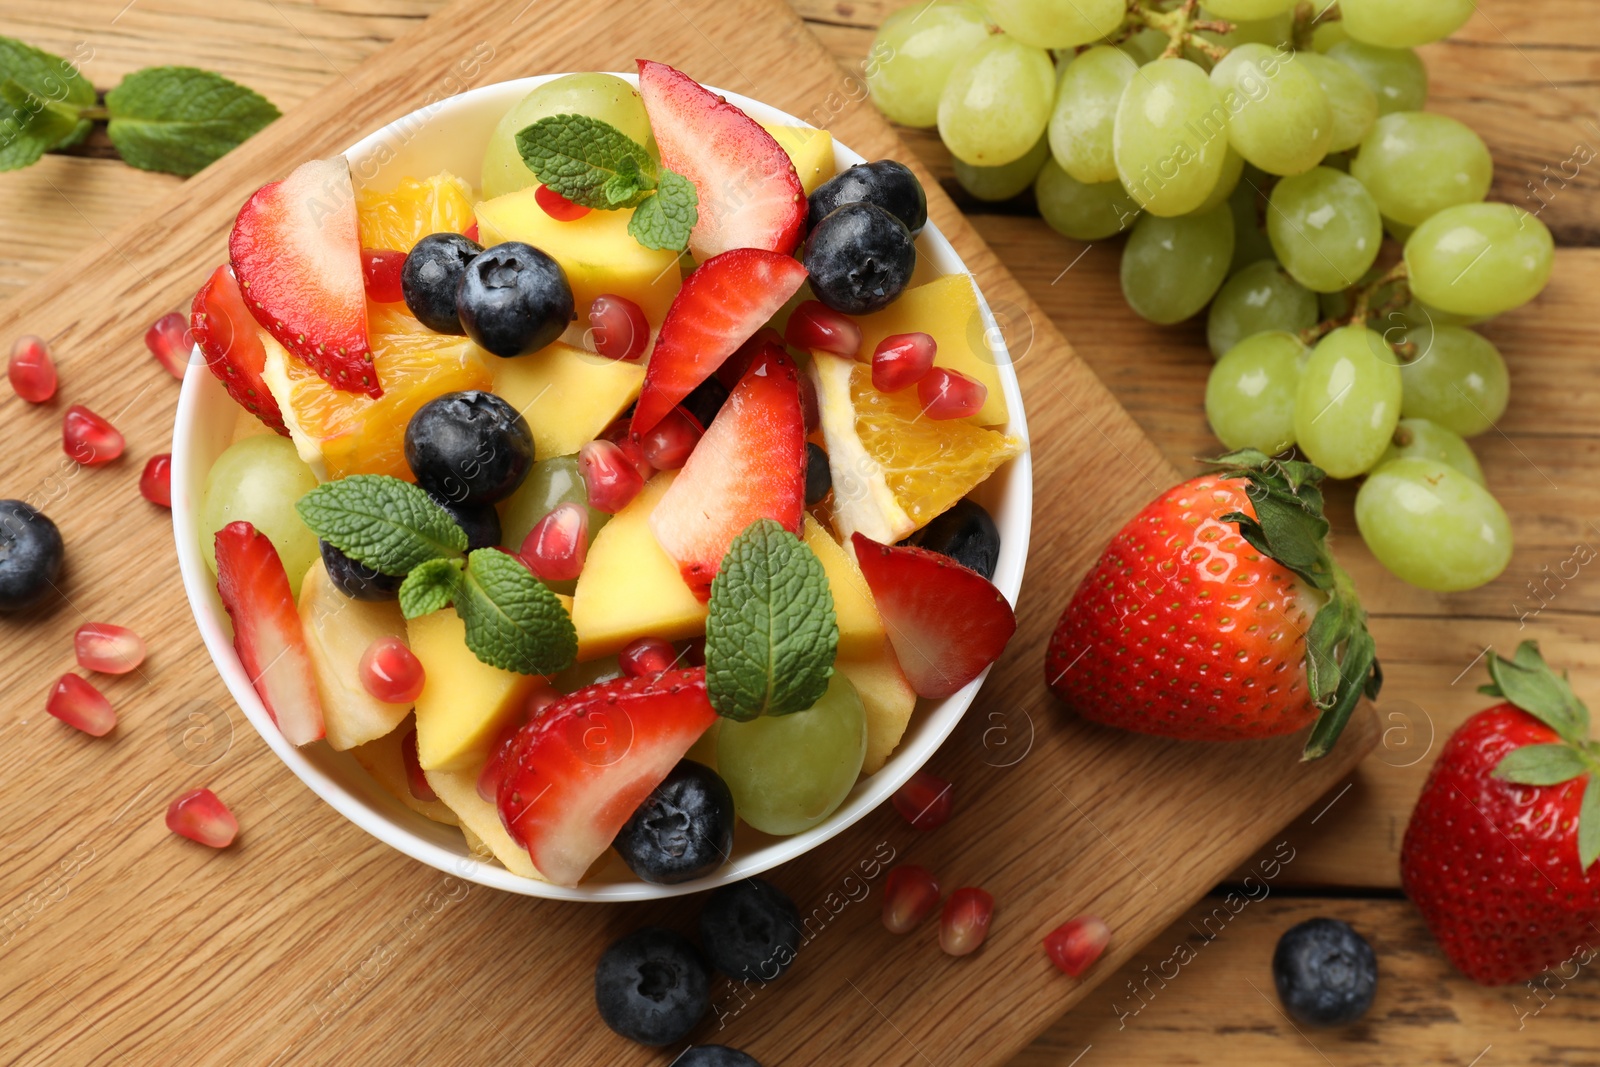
[463,221,479,243]
[166,788,238,848]
[590,294,650,361]
[140,453,173,507]
[639,407,703,471]
[8,335,57,403]
[882,864,942,934]
[145,311,193,379]
[785,300,862,357]
[477,688,559,802]
[74,623,147,675]
[579,439,647,514]
[940,887,995,957]
[872,332,937,393]
[600,417,655,479]
[918,368,986,420]
[359,636,425,704]
[63,405,125,466]
[362,248,407,304]
[518,502,588,583]
[46,674,116,736]
[535,184,591,222]
[401,727,437,802]
[1045,915,1110,977]
[891,769,953,831]
[620,637,679,678]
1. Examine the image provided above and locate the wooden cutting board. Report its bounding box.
[0,1,1378,1062]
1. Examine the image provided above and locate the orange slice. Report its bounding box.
[356,172,476,252]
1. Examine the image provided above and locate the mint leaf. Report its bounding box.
[705,519,837,721]
[629,168,698,252]
[1493,743,1591,786]
[514,113,656,210]
[603,154,645,205]
[297,475,467,576]
[400,558,463,619]
[0,37,94,111]
[456,549,577,675]
[0,78,85,171]
[105,66,279,177]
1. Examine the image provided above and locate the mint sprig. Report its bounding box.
[400,557,463,618]
[629,167,698,252]
[456,550,578,675]
[297,475,466,575]
[0,37,94,170]
[704,519,838,722]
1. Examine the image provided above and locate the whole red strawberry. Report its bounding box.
[1401,642,1600,985]
[1047,451,1378,759]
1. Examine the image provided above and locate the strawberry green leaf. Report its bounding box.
[399,557,463,619]
[1581,774,1600,870]
[296,474,468,576]
[1493,743,1591,786]
[1302,625,1377,761]
[1480,642,1590,744]
[455,549,577,676]
[514,113,657,210]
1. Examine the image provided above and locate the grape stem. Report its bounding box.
[1299,261,1414,353]
[1292,1,1341,52]
[1127,0,1235,61]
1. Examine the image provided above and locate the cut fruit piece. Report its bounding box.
[851,533,1018,700]
[166,789,239,848]
[760,123,836,195]
[298,559,412,751]
[349,713,460,826]
[423,762,542,880]
[356,172,475,253]
[408,609,543,773]
[802,514,884,659]
[813,357,1023,545]
[835,637,918,774]
[496,669,718,886]
[191,264,289,436]
[491,341,644,461]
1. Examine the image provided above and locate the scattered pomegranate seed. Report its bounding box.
[918,368,986,420]
[873,332,937,393]
[401,727,437,802]
[63,404,125,466]
[590,294,650,361]
[639,406,704,470]
[683,636,707,667]
[145,312,193,379]
[519,502,588,583]
[785,300,862,357]
[8,335,57,403]
[359,636,426,704]
[46,674,116,736]
[579,439,647,514]
[891,769,953,831]
[620,637,679,678]
[477,689,558,801]
[362,248,407,304]
[140,453,173,507]
[940,887,995,957]
[74,623,147,675]
[536,184,591,222]
[166,788,238,848]
[1045,915,1111,978]
[882,864,942,934]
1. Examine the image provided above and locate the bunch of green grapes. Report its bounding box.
[867,0,1550,593]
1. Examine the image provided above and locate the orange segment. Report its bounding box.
[356,172,476,252]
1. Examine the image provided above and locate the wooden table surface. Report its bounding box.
[1,1,1595,1063]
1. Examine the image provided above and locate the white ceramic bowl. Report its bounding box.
[171,73,1032,901]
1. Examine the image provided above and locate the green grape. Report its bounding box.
[1350,112,1492,227]
[985,0,1124,48]
[1297,52,1377,153]
[717,672,867,836]
[1118,27,1169,65]
[200,435,321,597]
[1205,331,1307,453]
[938,34,1056,166]
[551,655,623,694]
[1378,418,1485,484]
[1202,0,1296,19]
[1228,178,1275,272]
[1325,41,1427,115]
[1293,325,1402,477]
[1206,259,1319,358]
[1396,323,1509,436]
[1396,299,1486,330]
[1034,159,1140,240]
[867,1,993,128]
[499,454,610,595]
[481,74,653,199]
[1267,166,1382,293]
[1048,45,1138,185]
[1384,216,1414,242]
[1312,20,1351,52]
[1321,150,1351,173]
[1210,45,1333,177]
[1198,8,1294,51]
[1404,203,1555,317]
[1355,458,1512,592]
[1114,59,1231,217]
[1340,0,1475,49]
[1121,205,1235,324]
[954,133,1049,201]
[1196,147,1245,213]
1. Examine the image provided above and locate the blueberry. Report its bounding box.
[402,232,483,334]
[0,500,63,612]
[594,927,709,1046]
[678,1048,762,1067]
[804,442,831,507]
[457,241,574,358]
[428,493,502,553]
[682,375,730,430]
[614,760,734,885]
[804,203,916,315]
[1272,918,1377,1027]
[404,390,534,505]
[319,540,402,601]
[905,499,1000,580]
[808,160,927,236]
[699,878,801,982]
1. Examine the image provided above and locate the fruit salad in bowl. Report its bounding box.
[171,62,1032,900]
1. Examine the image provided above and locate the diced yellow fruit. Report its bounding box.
[836,639,918,775]
[475,188,683,324]
[802,515,884,658]
[492,341,645,461]
[423,763,543,880]
[408,610,542,773]
[852,274,1010,426]
[356,172,476,253]
[573,474,707,661]
[348,715,459,826]
[760,123,835,195]
[298,560,413,750]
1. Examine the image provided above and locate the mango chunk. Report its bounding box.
[836,638,919,774]
[423,763,543,880]
[348,714,459,827]
[802,515,884,658]
[408,610,542,773]
[760,123,835,195]
[492,341,645,461]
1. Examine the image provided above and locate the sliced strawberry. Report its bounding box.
[228,156,377,397]
[649,345,806,599]
[496,669,717,887]
[637,59,807,260]
[852,533,1017,699]
[191,264,289,436]
[631,248,807,435]
[214,521,325,745]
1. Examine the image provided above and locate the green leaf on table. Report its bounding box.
[455,549,577,676]
[0,36,95,110]
[629,167,698,252]
[514,113,657,210]
[105,66,279,176]
[0,77,86,171]
[296,474,467,577]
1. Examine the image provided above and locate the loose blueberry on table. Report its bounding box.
[1272,918,1378,1027]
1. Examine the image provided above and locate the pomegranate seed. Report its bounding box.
[590,294,650,361]
[785,300,862,357]
[74,623,147,675]
[940,887,995,957]
[600,417,655,479]
[140,453,173,507]
[362,248,407,303]
[401,727,437,802]
[46,674,116,736]
[1045,915,1111,978]
[63,405,125,466]
[639,407,703,470]
[882,864,942,934]
[620,637,678,678]
[579,439,647,514]
[8,335,57,403]
[683,636,706,667]
[463,221,480,243]
[519,502,588,582]
[918,368,986,420]
[359,636,426,704]
[536,184,591,222]
[166,788,238,848]
[873,332,937,393]
[477,689,558,801]
[145,312,193,379]
[891,770,953,831]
